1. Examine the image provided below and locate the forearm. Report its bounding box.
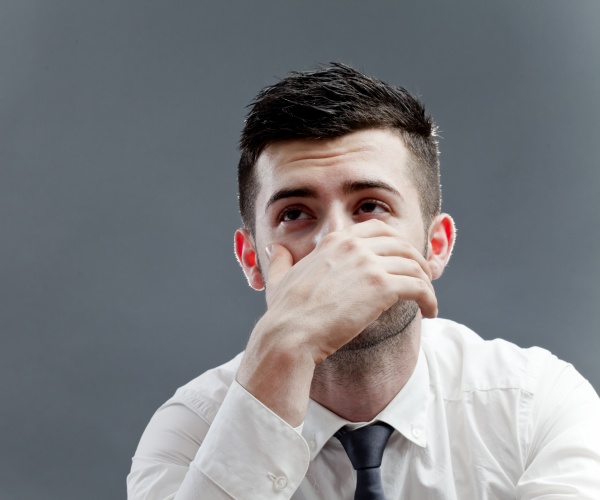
[128,380,311,500]
[236,314,317,427]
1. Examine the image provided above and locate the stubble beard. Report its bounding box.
[312,299,420,388]
[329,236,427,356]
[334,299,419,353]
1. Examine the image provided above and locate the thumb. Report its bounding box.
[265,243,293,289]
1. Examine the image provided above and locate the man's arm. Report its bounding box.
[128,220,437,499]
[236,219,437,426]
[128,382,310,500]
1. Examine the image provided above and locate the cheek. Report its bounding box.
[264,224,319,265]
[252,233,313,274]
[280,235,315,265]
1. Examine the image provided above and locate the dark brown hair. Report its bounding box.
[238,63,441,234]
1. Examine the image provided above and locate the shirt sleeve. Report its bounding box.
[127,381,310,500]
[516,357,600,499]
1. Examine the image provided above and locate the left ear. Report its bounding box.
[426,213,456,280]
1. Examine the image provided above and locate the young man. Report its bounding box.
[128,64,600,499]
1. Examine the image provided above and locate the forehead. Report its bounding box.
[254,129,415,198]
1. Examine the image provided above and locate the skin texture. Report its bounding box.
[235,129,455,425]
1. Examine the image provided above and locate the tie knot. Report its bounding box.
[335,422,394,471]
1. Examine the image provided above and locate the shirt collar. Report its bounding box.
[302,348,430,461]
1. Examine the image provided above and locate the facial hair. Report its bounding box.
[310,298,419,388]
[335,299,419,352]
[317,236,428,372]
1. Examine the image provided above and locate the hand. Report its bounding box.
[236,219,436,424]
[262,219,437,364]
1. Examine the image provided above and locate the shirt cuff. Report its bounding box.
[193,381,310,499]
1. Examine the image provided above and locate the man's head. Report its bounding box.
[238,63,441,236]
[233,66,456,356]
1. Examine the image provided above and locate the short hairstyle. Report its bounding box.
[238,63,441,235]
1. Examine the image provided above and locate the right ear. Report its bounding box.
[234,229,265,290]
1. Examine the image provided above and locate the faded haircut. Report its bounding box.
[238,63,441,235]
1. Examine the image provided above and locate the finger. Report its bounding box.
[365,236,432,279]
[320,220,432,279]
[378,256,435,293]
[265,243,294,289]
[385,274,438,319]
[343,218,401,238]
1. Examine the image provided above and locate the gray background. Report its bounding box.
[1,1,598,498]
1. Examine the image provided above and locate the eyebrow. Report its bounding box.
[265,187,319,211]
[265,179,404,212]
[342,180,403,200]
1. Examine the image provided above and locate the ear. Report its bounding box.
[234,229,265,291]
[426,213,456,280]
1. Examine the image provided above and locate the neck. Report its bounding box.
[309,316,421,422]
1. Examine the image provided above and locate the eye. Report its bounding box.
[356,199,389,215]
[279,207,312,222]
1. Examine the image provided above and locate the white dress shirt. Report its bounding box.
[127,318,600,499]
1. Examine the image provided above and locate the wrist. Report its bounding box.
[236,313,317,426]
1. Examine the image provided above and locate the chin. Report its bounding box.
[337,300,419,352]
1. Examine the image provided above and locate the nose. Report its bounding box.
[312,206,353,247]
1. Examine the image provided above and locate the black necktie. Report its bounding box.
[335,422,394,500]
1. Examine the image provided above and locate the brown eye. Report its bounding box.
[280,208,311,222]
[360,202,379,213]
[283,209,302,220]
[356,200,387,214]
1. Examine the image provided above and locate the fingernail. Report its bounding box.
[265,244,273,260]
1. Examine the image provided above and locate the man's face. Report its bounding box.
[247,128,431,349]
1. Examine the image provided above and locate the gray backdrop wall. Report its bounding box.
[1,1,598,498]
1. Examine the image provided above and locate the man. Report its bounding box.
[128,64,600,499]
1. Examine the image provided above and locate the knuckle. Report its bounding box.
[399,240,414,256]
[322,231,341,247]
[418,277,429,290]
[414,277,429,296]
[408,260,421,276]
[339,236,358,253]
[355,252,372,268]
[319,233,340,247]
[366,269,387,290]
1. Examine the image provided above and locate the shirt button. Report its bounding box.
[309,440,317,451]
[273,475,288,491]
[412,427,422,438]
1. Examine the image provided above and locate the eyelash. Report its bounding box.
[356,199,391,214]
[278,205,312,222]
[277,199,391,222]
